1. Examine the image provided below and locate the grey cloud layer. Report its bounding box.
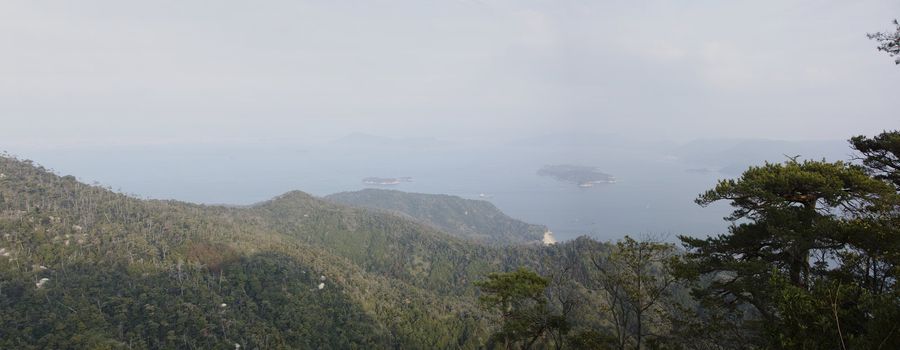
[1,0,898,149]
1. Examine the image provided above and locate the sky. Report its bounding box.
[1,0,898,151]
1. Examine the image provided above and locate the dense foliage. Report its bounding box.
[476,268,565,349]
[674,132,900,349]
[0,154,611,348]
[0,156,503,348]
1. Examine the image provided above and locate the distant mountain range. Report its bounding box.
[331,132,453,150]
[671,138,850,174]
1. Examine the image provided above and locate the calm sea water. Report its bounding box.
[17,142,737,242]
[304,146,734,242]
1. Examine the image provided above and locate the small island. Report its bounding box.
[362,177,413,186]
[537,164,616,187]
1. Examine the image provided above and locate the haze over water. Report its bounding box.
[9,135,854,242]
[2,1,896,241]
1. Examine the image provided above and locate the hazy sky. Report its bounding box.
[2,0,898,151]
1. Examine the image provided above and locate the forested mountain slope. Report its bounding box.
[0,156,492,348]
[0,156,605,349]
[326,189,546,245]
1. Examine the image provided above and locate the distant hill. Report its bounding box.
[326,189,546,245]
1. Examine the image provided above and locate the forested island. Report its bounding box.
[538,164,616,187]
